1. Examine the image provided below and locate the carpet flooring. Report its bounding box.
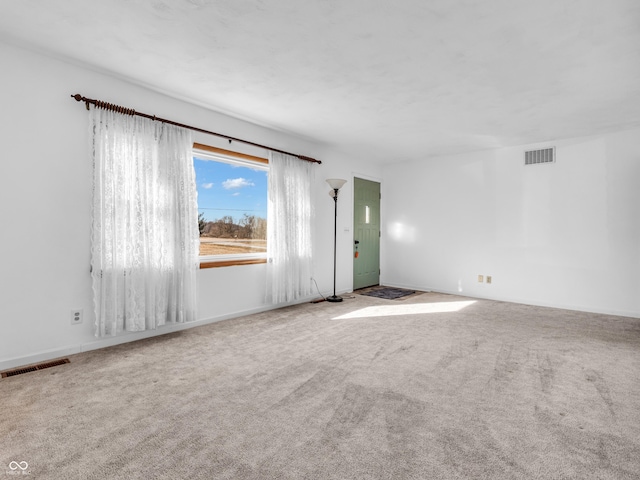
[1,292,639,479]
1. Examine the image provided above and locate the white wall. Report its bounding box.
[7,38,633,372]
[382,130,640,317]
[0,41,380,370]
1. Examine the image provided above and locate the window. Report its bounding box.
[193,143,268,268]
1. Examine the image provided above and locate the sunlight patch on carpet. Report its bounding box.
[333,300,476,319]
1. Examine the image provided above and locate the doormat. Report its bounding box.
[358,286,416,300]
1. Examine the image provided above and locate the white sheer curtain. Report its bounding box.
[267,151,314,303]
[90,107,199,337]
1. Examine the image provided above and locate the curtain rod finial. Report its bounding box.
[298,155,321,164]
[71,94,90,110]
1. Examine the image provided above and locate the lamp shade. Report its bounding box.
[326,178,347,190]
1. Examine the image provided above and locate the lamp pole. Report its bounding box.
[326,178,347,302]
[328,188,341,302]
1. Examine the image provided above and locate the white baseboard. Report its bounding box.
[7,286,630,373]
[381,282,639,319]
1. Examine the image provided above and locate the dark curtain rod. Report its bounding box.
[70,94,321,164]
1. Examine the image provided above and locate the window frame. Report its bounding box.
[193,143,269,269]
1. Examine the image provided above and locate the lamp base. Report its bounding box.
[326,295,343,303]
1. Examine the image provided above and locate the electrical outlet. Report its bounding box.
[71,309,83,325]
[486,276,492,284]
[478,275,484,283]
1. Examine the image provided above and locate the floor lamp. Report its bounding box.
[326,178,347,302]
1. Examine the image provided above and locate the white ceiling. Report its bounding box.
[2,0,639,164]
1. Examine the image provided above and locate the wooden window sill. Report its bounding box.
[199,258,267,269]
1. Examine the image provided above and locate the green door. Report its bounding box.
[353,177,380,290]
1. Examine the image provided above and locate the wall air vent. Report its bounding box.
[524,147,555,165]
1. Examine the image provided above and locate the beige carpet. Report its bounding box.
[1,292,639,479]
